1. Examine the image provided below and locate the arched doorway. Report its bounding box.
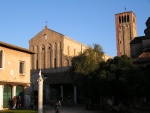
[3,85,12,108]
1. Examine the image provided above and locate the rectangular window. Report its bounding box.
[19,61,25,74]
[0,50,3,68]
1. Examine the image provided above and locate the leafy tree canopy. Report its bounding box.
[71,43,104,75]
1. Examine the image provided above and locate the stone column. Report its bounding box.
[60,86,63,101]
[12,86,16,98]
[0,85,4,110]
[37,70,43,113]
[74,86,77,104]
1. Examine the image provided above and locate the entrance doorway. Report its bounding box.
[3,85,12,108]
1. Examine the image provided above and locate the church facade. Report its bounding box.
[29,26,111,105]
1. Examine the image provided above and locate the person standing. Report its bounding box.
[12,96,17,109]
[54,100,61,113]
[18,96,22,108]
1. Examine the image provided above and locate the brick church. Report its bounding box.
[29,25,111,105]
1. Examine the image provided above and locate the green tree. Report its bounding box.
[71,43,104,76]
[97,55,146,107]
[71,43,104,104]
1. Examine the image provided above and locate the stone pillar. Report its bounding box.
[0,85,4,110]
[12,86,16,98]
[60,86,63,101]
[37,70,43,113]
[74,86,77,104]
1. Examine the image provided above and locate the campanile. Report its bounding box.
[115,11,137,57]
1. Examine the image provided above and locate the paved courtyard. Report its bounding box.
[44,105,100,113]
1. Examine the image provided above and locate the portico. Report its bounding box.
[0,41,34,110]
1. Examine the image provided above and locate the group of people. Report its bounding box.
[9,96,62,113]
[8,96,22,109]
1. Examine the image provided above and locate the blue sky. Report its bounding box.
[0,0,150,57]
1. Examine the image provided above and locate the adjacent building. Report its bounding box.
[115,11,137,57]
[130,17,150,65]
[0,41,34,110]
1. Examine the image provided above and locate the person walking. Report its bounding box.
[54,100,61,113]
[12,96,17,109]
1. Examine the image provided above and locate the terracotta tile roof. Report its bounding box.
[0,41,35,54]
[44,73,73,84]
[133,52,150,64]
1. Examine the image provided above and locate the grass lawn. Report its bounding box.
[0,110,39,113]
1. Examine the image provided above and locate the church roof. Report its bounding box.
[133,52,150,64]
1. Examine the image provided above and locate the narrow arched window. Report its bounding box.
[54,43,57,68]
[36,45,39,70]
[48,44,52,68]
[119,16,121,23]
[59,42,62,67]
[41,45,45,69]
[127,15,129,22]
[0,50,4,68]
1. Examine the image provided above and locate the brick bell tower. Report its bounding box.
[115,11,137,57]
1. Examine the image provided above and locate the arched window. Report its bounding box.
[41,45,45,69]
[54,43,57,68]
[0,50,4,68]
[35,45,39,70]
[59,42,62,67]
[119,16,121,23]
[31,46,34,69]
[48,44,52,68]
[127,15,129,22]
